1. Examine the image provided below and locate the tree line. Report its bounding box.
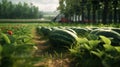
[58,0,120,24]
[0,0,43,19]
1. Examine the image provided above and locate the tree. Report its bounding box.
[112,0,119,23]
[100,0,109,24]
[86,0,92,23]
[1,0,8,18]
[58,0,120,23]
[0,0,43,19]
[92,0,99,23]
[0,2,2,18]
[58,0,65,14]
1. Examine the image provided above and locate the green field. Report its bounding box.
[0,22,120,67]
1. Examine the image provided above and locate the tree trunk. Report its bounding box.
[119,10,120,23]
[108,11,113,23]
[87,4,91,23]
[102,1,109,24]
[81,0,85,23]
[81,7,84,23]
[97,10,101,23]
[92,7,96,23]
[113,1,118,23]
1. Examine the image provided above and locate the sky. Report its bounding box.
[7,0,59,12]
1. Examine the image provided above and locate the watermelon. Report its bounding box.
[90,27,99,30]
[90,29,120,46]
[37,26,52,36]
[90,29,105,34]
[71,27,89,36]
[49,29,78,48]
[36,26,42,34]
[112,28,120,34]
[65,28,77,35]
[51,27,61,31]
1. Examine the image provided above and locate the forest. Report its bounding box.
[58,0,120,24]
[0,0,43,19]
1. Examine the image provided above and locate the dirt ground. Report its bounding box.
[32,29,71,67]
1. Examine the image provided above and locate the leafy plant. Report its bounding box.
[0,25,38,67]
[69,36,120,67]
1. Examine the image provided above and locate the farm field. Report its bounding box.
[0,22,120,67]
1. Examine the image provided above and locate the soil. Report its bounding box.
[32,28,71,67]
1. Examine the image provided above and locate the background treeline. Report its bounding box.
[0,0,43,19]
[58,0,120,24]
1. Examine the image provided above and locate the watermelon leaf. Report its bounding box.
[91,49,104,59]
[78,38,88,44]
[1,33,11,44]
[0,45,2,53]
[114,46,120,53]
[100,36,111,45]
[84,44,91,50]
[89,40,100,48]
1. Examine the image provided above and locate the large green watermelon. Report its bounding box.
[49,29,78,48]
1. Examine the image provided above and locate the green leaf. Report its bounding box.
[1,33,11,44]
[78,38,88,44]
[103,45,117,56]
[2,44,14,57]
[102,59,111,67]
[100,36,111,45]
[103,45,115,52]
[87,34,98,40]
[84,44,91,50]
[0,45,2,53]
[114,46,120,53]
[89,40,100,48]
[91,49,104,59]
[69,49,77,54]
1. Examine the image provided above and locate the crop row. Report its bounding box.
[0,25,37,67]
[37,26,120,67]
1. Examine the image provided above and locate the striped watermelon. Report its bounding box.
[49,29,78,48]
[90,29,120,46]
[71,27,89,37]
[37,26,52,36]
[112,28,120,34]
